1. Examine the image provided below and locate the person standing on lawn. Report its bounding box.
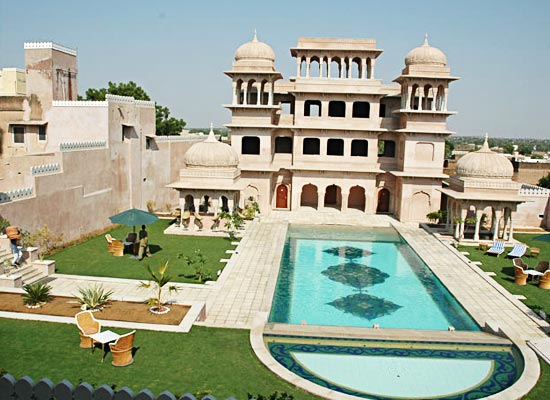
[137,225,152,260]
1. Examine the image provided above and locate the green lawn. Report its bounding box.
[458,233,550,314]
[458,233,550,397]
[0,318,319,399]
[49,220,235,284]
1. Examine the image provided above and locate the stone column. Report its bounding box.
[193,197,201,214]
[431,87,438,111]
[443,88,449,111]
[268,81,273,106]
[508,211,515,241]
[296,59,301,77]
[492,209,502,241]
[306,57,311,78]
[341,191,349,211]
[501,209,509,240]
[445,197,451,232]
[318,191,325,210]
[232,81,237,105]
[473,207,483,242]
[213,196,220,216]
[418,87,424,111]
[340,60,345,78]
[406,86,413,110]
[327,57,332,78]
[256,81,262,105]
[459,208,467,240]
[243,82,248,105]
[370,58,375,79]
[361,58,367,79]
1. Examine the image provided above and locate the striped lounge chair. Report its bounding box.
[507,244,527,259]
[486,239,506,257]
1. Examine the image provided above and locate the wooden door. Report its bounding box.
[377,188,390,213]
[276,185,288,208]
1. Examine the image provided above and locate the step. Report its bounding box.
[22,270,47,285]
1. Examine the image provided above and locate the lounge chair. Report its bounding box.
[536,261,550,274]
[75,310,101,348]
[514,265,528,286]
[109,330,136,367]
[507,244,527,258]
[124,233,137,254]
[211,214,221,231]
[486,239,506,257]
[539,270,550,290]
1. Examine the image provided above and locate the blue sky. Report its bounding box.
[1,0,548,138]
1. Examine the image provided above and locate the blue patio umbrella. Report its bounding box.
[109,208,159,232]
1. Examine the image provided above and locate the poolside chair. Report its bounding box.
[211,214,221,231]
[109,330,136,367]
[513,258,528,270]
[514,265,528,286]
[111,239,124,257]
[182,210,191,229]
[75,310,101,348]
[539,270,550,290]
[536,260,550,274]
[194,212,203,230]
[507,244,527,258]
[105,234,116,253]
[486,239,506,257]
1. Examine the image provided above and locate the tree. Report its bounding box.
[81,81,186,136]
[444,139,454,159]
[538,173,550,189]
[503,143,514,154]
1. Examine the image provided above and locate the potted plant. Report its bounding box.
[22,282,53,308]
[75,284,113,311]
[139,261,179,314]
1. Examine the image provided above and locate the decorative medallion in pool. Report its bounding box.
[265,335,522,400]
[269,225,480,330]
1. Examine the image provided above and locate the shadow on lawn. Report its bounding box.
[149,244,162,254]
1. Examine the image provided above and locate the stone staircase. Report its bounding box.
[0,238,55,288]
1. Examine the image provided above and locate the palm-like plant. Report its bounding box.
[139,261,179,313]
[22,282,53,307]
[76,284,114,311]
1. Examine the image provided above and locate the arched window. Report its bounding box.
[351,57,361,79]
[423,84,432,110]
[310,56,320,78]
[247,80,257,105]
[378,140,396,157]
[436,84,445,110]
[275,137,293,153]
[261,79,269,105]
[348,186,365,211]
[327,138,344,156]
[324,184,341,209]
[410,84,419,110]
[221,196,229,212]
[379,101,387,117]
[303,138,320,155]
[236,79,243,105]
[300,57,307,77]
[242,136,260,155]
[351,139,368,156]
[352,101,370,118]
[301,184,318,208]
[304,100,322,117]
[321,56,329,77]
[330,57,341,78]
[328,101,345,117]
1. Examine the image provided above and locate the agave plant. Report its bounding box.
[22,282,53,307]
[76,284,114,311]
[139,261,179,314]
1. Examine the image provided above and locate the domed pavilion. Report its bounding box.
[440,136,527,242]
[167,125,246,228]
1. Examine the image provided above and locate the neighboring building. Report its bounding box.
[220,33,457,222]
[0,42,198,242]
[0,68,26,96]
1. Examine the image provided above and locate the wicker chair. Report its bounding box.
[75,310,101,348]
[535,260,549,274]
[514,265,528,286]
[513,258,528,270]
[539,270,550,290]
[111,239,124,257]
[109,330,136,367]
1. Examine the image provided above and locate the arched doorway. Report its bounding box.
[301,184,318,208]
[324,185,341,210]
[221,196,229,213]
[377,188,390,213]
[411,192,431,221]
[276,185,288,209]
[348,186,365,211]
[184,195,194,212]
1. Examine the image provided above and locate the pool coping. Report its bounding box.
[249,218,546,400]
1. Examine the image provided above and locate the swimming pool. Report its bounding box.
[269,224,479,331]
[265,334,522,400]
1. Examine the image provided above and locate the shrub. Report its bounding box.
[247,392,294,400]
[22,282,53,307]
[146,200,156,213]
[30,225,63,260]
[76,284,113,311]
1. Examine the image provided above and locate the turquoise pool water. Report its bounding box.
[266,335,522,400]
[269,225,479,330]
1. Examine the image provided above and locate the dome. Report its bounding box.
[235,32,275,62]
[183,127,239,168]
[456,137,514,179]
[405,35,447,66]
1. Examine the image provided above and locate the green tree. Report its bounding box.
[444,139,454,159]
[81,81,186,136]
[517,143,533,155]
[503,143,514,154]
[538,173,550,189]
